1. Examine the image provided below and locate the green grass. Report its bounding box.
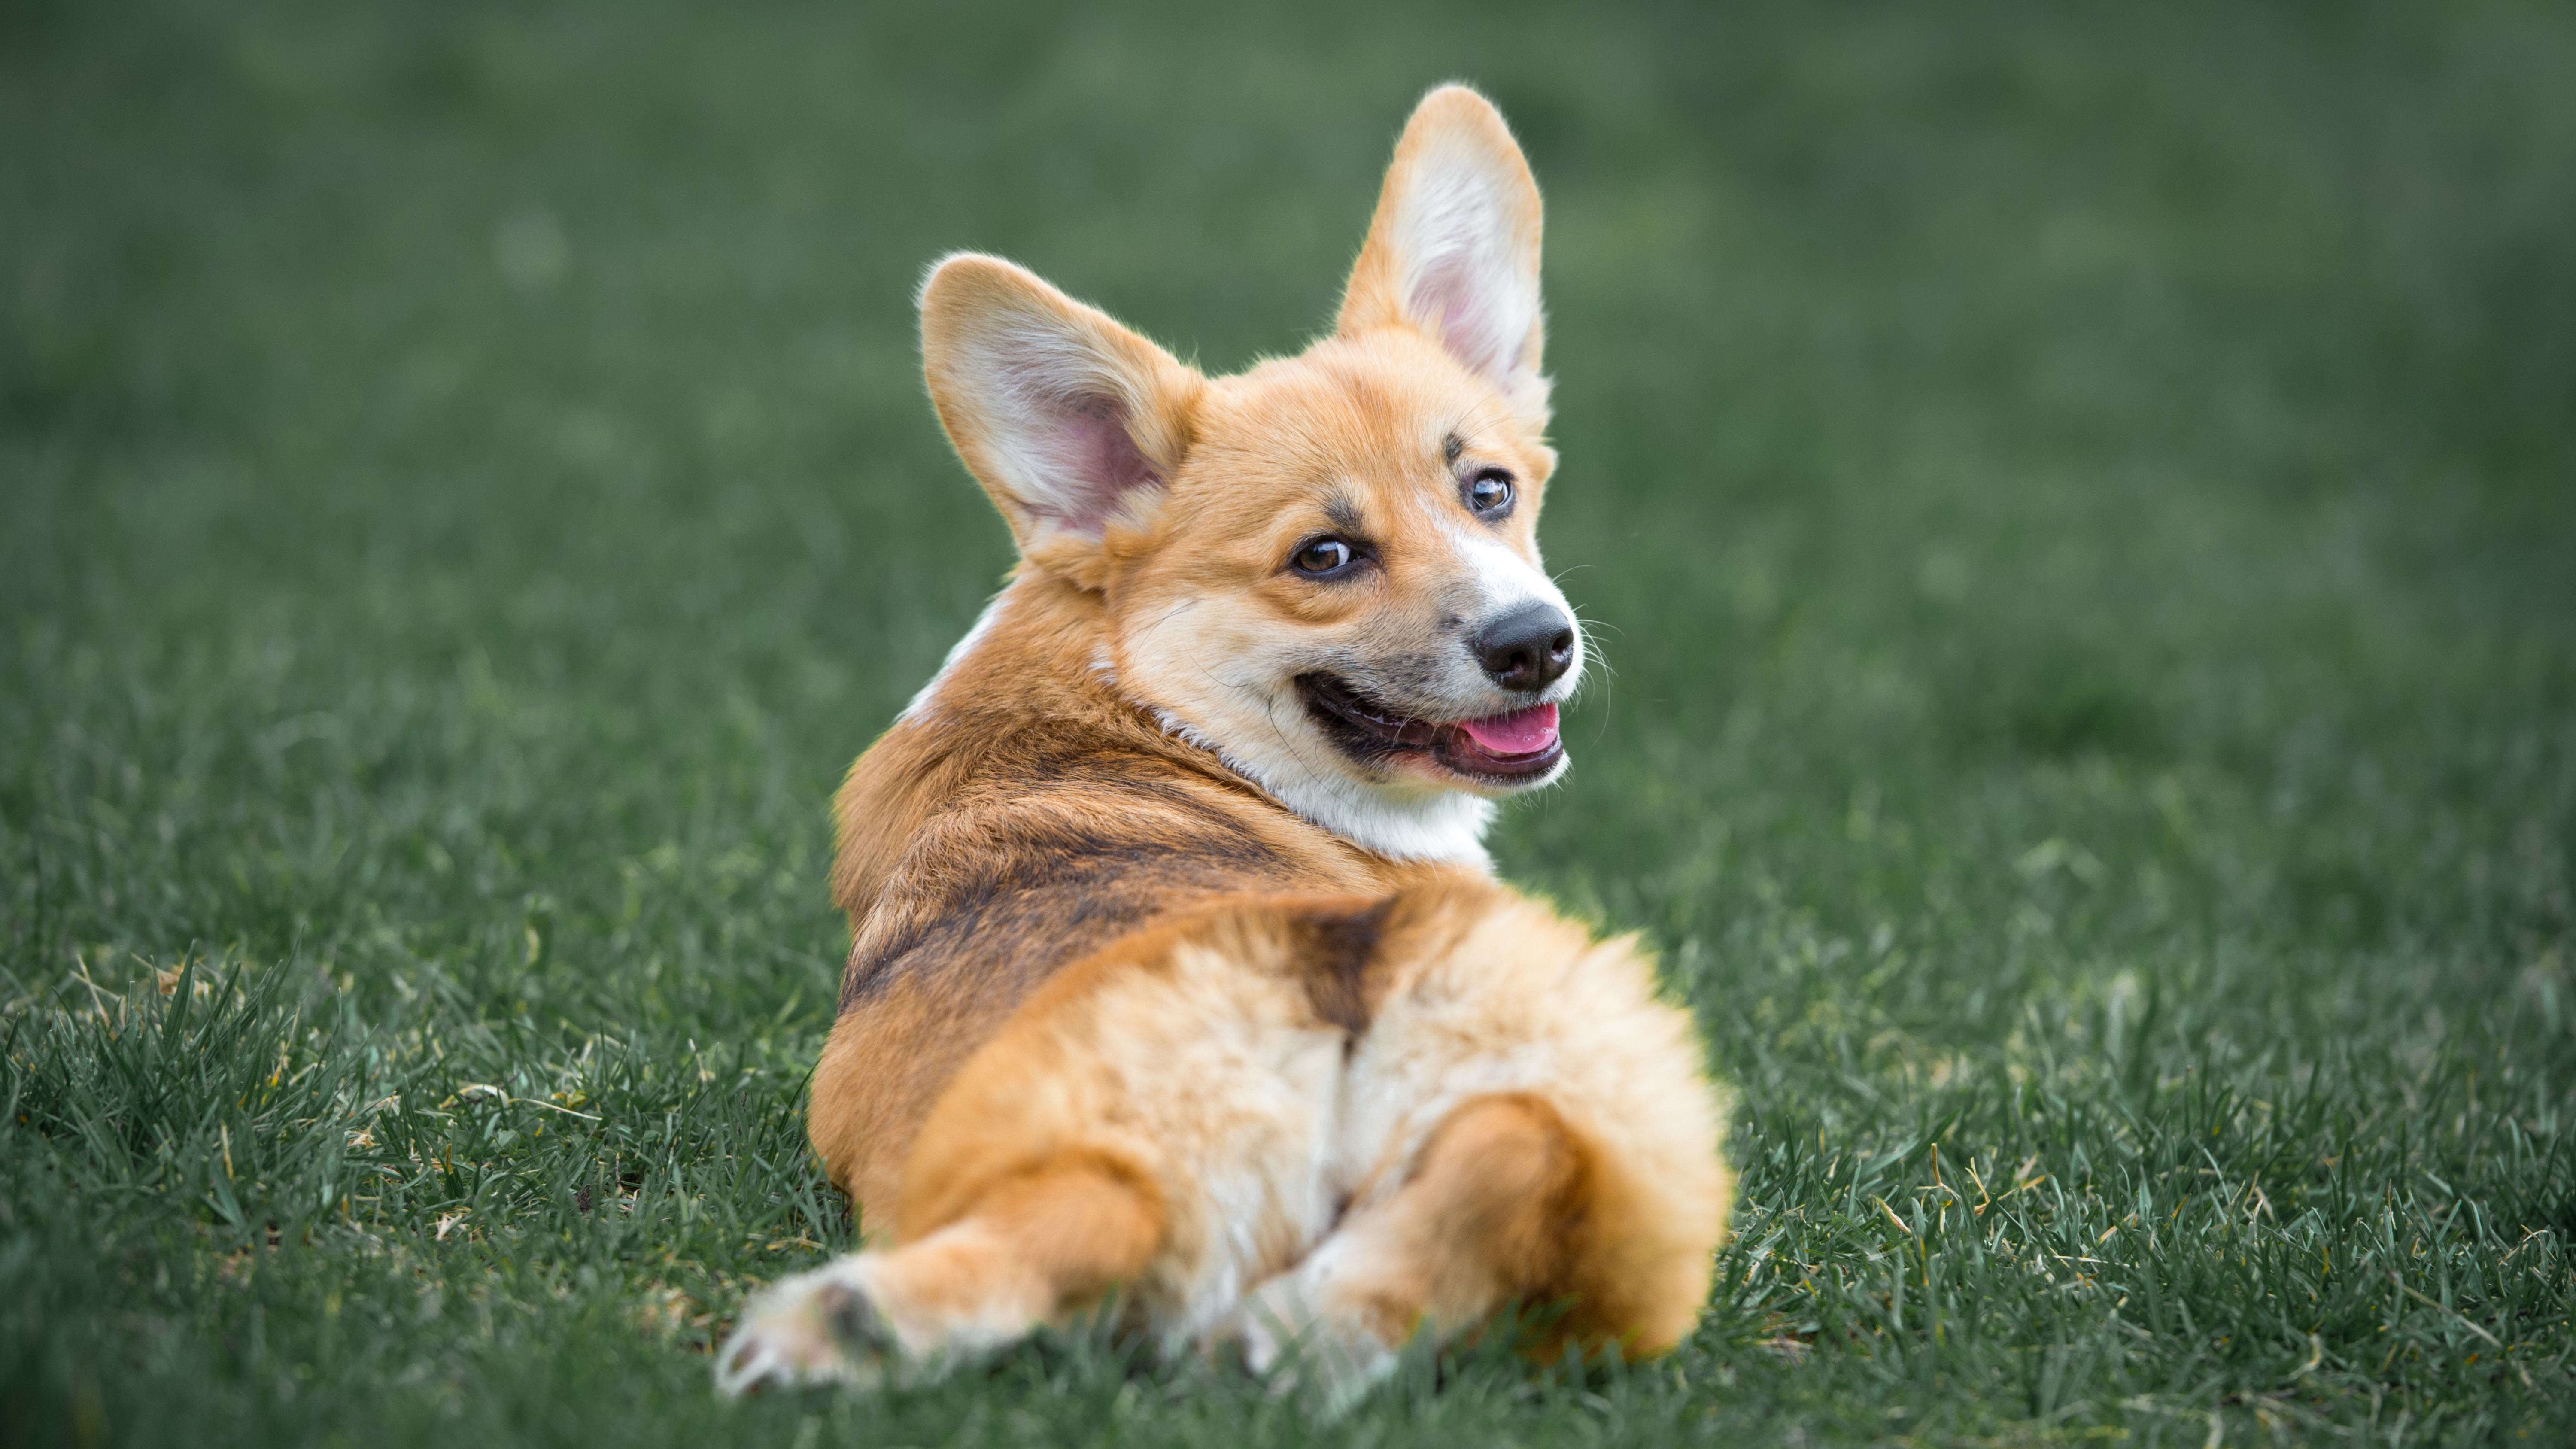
[5,0,2573,1443]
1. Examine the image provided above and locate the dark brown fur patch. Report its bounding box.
[838,777,1290,1012]
[1288,897,1397,1037]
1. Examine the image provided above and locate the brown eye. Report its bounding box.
[1466,469,1514,516]
[1291,537,1356,576]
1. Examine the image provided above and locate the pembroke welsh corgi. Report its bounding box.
[717,84,1732,1406]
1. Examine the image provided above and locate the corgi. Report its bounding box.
[716,84,1732,1405]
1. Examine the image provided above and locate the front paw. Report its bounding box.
[714,1259,897,1395]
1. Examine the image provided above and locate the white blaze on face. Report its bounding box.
[1440,519,1584,703]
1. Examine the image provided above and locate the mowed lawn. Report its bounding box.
[5,1,2574,1444]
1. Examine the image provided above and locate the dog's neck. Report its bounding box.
[1138,701,1497,868]
[899,573,1496,869]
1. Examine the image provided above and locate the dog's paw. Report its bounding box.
[714,1259,897,1396]
[1211,1274,1398,1419]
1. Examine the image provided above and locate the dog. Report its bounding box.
[715,84,1732,1406]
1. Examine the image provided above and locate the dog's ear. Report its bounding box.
[1337,85,1547,413]
[920,254,1202,586]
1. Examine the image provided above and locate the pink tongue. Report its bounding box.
[1459,702,1560,756]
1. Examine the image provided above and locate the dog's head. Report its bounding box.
[918,86,1581,862]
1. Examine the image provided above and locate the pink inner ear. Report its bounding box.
[1409,257,1506,381]
[1040,396,1161,534]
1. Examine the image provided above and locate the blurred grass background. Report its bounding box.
[3,0,2573,1444]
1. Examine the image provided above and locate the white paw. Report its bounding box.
[1213,1276,1398,1419]
[713,1258,896,1396]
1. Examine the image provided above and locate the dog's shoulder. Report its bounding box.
[829,577,1399,1015]
[835,741,1344,1009]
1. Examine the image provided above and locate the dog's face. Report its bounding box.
[1112,330,1579,800]
[918,87,1579,860]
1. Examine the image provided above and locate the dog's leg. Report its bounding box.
[1215,898,1732,1410]
[1224,1091,1595,1409]
[717,1150,1161,1393]
[722,904,1355,1394]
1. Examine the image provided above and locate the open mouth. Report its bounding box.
[1296,674,1564,781]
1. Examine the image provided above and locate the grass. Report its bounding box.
[4,0,2573,1443]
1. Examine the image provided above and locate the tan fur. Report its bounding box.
[716,86,1733,1406]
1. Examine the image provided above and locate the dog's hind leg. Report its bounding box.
[720,903,1349,1394]
[1219,1091,1598,1407]
[1215,888,1732,1411]
[717,1149,1163,1393]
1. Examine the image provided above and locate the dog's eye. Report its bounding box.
[1466,469,1514,516]
[1291,537,1357,576]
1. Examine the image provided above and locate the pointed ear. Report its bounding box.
[920,253,1202,584]
[1336,85,1547,410]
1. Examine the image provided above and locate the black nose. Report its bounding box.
[1470,602,1577,692]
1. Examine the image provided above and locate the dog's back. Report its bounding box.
[813,571,1459,1216]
